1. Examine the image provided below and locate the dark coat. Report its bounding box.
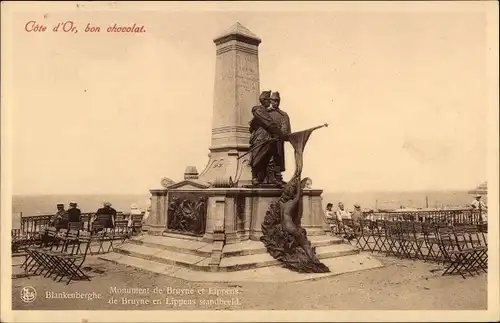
[67,208,82,223]
[249,106,291,171]
[96,207,117,228]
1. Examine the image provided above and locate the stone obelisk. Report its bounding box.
[198,22,261,187]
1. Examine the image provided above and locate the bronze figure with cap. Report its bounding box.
[248,90,291,186]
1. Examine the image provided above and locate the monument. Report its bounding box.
[101,23,382,278]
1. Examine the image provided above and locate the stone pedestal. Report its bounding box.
[142,189,168,235]
[149,187,326,245]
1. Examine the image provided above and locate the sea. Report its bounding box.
[12,190,473,217]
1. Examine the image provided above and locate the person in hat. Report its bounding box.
[470,194,487,222]
[128,203,142,228]
[67,202,82,223]
[248,90,291,186]
[351,203,363,222]
[325,203,334,220]
[335,202,351,221]
[51,203,69,229]
[470,194,487,210]
[95,201,117,229]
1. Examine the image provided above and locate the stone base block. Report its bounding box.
[148,186,327,245]
[144,224,166,236]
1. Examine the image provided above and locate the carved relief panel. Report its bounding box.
[166,193,208,236]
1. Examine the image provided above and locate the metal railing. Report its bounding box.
[363,208,485,225]
[14,212,145,236]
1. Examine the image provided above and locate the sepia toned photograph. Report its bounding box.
[1,1,498,322]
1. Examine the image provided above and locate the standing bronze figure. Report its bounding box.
[248,91,291,186]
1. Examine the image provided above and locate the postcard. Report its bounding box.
[1,1,499,322]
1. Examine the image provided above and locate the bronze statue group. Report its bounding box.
[250,90,330,273]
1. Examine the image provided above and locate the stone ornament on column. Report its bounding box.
[184,166,199,180]
[160,177,175,189]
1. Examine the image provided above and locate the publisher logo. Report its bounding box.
[20,286,37,303]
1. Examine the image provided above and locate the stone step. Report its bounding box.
[112,243,207,270]
[99,248,379,282]
[127,235,211,257]
[99,252,182,276]
[161,231,204,242]
[124,234,343,258]
[108,241,358,272]
[217,243,358,272]
[222,235,343,257]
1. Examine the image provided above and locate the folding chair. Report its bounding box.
[399,221,420,259]
[20,227,54,272]
[330,218,342,236]
[384,221,402,258]
[411,222,426,260]
[65,222,83,252]
[324,218,337,236]
[131,215,143,235]
[41,230,92,285]
[113,220,130,243]
[341,219,357,242]
[434,222,452,264]
[357,220,377,252]
[476,223,488,268]
[68,221,84,230]
[373,220,388,253]
[23,228,67,278]
[437,227,477,279]
[455,225,487,274]
[421,222,441,262]
[90,223,107,254]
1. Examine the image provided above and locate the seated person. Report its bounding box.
[351,203,363,221]
[335,202,351,221]
[95,201,117,229]
[67,202,82,223]
[325,203,334,220]
[52,203,69,230]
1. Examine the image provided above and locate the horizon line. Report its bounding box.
[11,188,480,196]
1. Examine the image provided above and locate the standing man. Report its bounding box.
[470,194,487,222]
[67,202,82,223]
[96,201,117,229]
[470,194,487,210]
[249,90,291,186]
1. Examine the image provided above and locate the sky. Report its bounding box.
[4,2,495,195]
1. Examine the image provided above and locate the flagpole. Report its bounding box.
[237,123,329,160]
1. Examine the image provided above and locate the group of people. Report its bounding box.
[324,202,364,222]
[49,201,119,230]
[324,194,488,224]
